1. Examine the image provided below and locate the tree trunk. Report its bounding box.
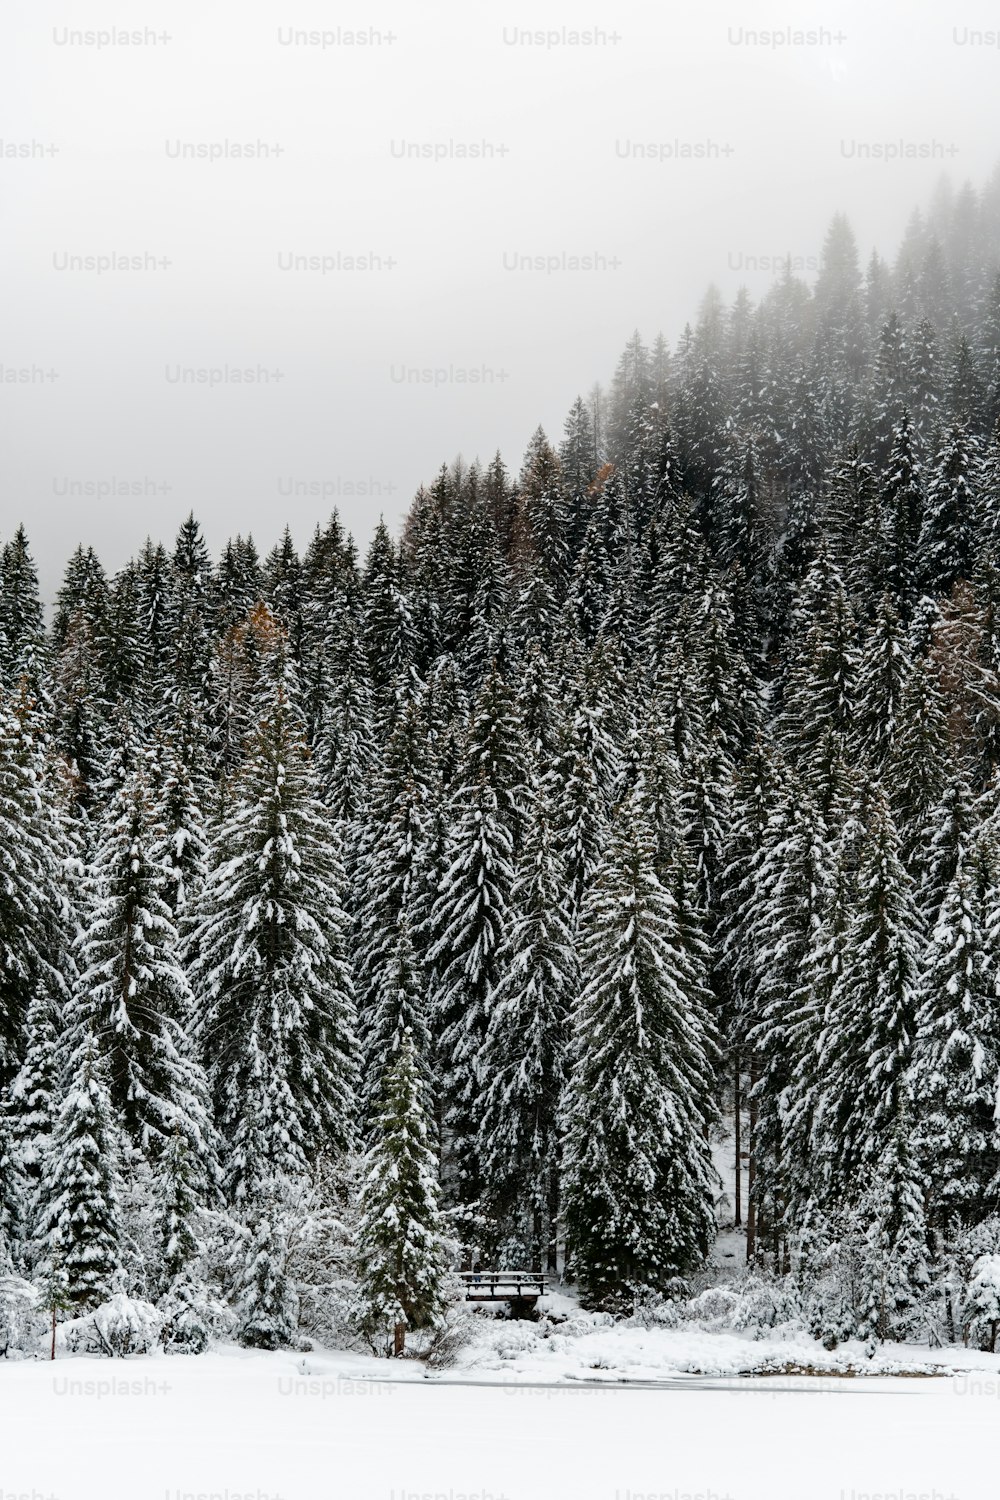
[50,1308,57,1361]
[746,1060,759,1264]
[545,1166,560,1274]
[393,1321,406,1358]
[734,1052,742,1229]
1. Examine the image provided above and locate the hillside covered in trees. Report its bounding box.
[4,171,1000,1354]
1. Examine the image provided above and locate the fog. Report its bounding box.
[2,0,999,597]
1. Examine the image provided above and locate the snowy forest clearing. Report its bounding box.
[3,1343,999,1500]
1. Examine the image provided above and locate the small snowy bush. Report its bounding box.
[626,1290,685,1329]
[0,1271,41,1357]
[683,1273,801,1334]
[962,1253,1000,1351]
[62,1283,161,1357]
[158,1271,234,1354]
[420,1293,477,1368]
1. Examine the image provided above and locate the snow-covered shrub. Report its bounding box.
[795,1217,869,1348]
[0,1270,41,1356]
[684,1272,801,1335]
[626,1289,685,1329]
[62,1284,161,1357]
[683,1285,741,1324]
[420,1286,477,1368]
[236,1211,299,1350]
[288,1161,365,1349]
[961,1253,1000,1351]
[158,1271,234,1354]
[473,1315,543,1364]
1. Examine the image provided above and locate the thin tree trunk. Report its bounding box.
[746,1060,759,1265]
[393,1321,406,1358]
[50,1308,57,1361]
[734,1052,742,1229]
[546,1171,560,1275]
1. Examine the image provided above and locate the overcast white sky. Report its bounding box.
[2,0,999,598]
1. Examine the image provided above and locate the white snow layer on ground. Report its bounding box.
[4,1336,1000,1500]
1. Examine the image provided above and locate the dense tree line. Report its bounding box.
[4,173,1000,1349]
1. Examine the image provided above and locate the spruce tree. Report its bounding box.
[72,739,211,1162]
[0,1091,26,1269]
[746,783,831,1257]
[918,425,979,596]
[562,798,718,1307]
[358,1030,448,1356]
[910,849,1000,1230]
[0,692,54,1086]
[855,593,912,770]
[819,795,923,1200]
[190,679,358,1201]
[8,991,60,1186]
[479,796,576,1267]
[236,1205,297,1350]
[427,774,513,1209]
[878,414,924,607]
[39,1035,123,1310]
[0,526,46,691]
[354,705,434,1130]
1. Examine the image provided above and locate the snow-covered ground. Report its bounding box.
[4,1330,1000,1500]
[451,1293,1000,1382]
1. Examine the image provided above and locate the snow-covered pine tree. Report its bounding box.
[878,414,924,607]
[362,520,415,719]
[426,772,514,1210]
[423,664,525,1208]
[887,657,952,874]
[358,1029,448,1356]
[819,793,923,1202]
[262,526,304,662]
[746,783,831,1261]
[910,847,1000,1231]
[549,679,614,934]
[313,595,377,825]
[71,730,212,1164]
[478,793,577,1267]
[236,1205,297,1350]
[918,425,979,596]
[0,690,55,1087]
[779,549,858,785]
[190,676,358,1203]
[149,719,210,919]
[353,704,434,1132]
[918,770,978,925]
[51,609,109,813]
[562,796,719,1308]
[0,1091,26,1269]
[0,526,47,693]
[134,538,174,720]
[518,427,572,606]
[361,919,432,1134]
[560,395,600,551]
[856,1110,929,1343]
[782,794,864,1223]
[8,990,60,1190]
[38,1033,123,1310]
[166,514,215,726]
[823,444,878,603]
[854,592,912,770]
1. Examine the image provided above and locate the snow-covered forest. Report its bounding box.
[5,173,1000,1361]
